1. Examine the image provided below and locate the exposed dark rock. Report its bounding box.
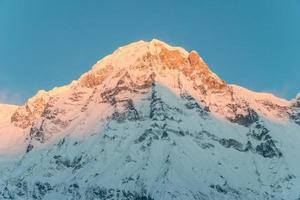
[200,143,215,149]
[135,129,159,144]
[219,138,244,151]
[53,155,83,169]
[26,144,34,153]
[16,181,28,197]
[248,123,282,158]
[29,121,46,143]
[210,182,241,197]
[149,87,168,121]
[32,182,52,200]
[244,141,254,152]
[149,85,182,123]
[230,108,259,127]
[181,93,208,117]
[161,131,168,139]
[255,140,282,158]
[85,187,154,200]
[111,99,140,122]
[210,184,228,194]
[1,187,13,199]
[100,72,154,105]
[57,138,66,148]
[290,111,300,126]
[205,128,281,158]
[68,183,81,200]
[249,123,270,141]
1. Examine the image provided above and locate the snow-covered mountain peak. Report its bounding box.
[78,40,224,93]
[92,39,190,71]
[1,40,300,200]
[6,40,297,132]
[88,39,208,75]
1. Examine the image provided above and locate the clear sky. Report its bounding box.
[0,0,299,104]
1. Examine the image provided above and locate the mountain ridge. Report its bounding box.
[0,39,298,155]
[1,39,296,108]
[0,39,300,200]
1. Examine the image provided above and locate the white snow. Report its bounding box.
[0,39,299,200]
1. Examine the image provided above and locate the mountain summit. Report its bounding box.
[0,40,300,200]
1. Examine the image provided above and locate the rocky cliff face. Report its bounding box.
[0,39,300,200]
[290,95,300,125]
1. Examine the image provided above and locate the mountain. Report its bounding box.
[0,39,300,200]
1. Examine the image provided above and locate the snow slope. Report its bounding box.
[0,39,300,200]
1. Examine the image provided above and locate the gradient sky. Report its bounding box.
[0,0,299,104]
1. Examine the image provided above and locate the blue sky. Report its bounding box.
[0,0,299,104]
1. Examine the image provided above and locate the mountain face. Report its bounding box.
[0,39,300,200]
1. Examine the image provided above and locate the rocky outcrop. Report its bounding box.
[11,91,50,129]
[290,94,300,125]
